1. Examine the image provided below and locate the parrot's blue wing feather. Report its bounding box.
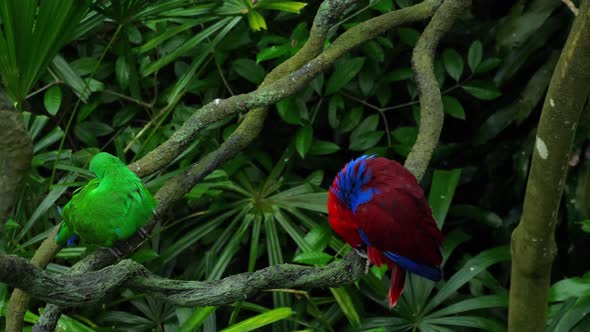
[382,251,442,281]
[358,228,442,281]
[66,234,78,246]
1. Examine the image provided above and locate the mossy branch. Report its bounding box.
[128,0,441,178]
[405,0,471,180]
[508,1,590,331]
[0,251,365,307]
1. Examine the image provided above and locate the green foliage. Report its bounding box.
[1,1,589,331]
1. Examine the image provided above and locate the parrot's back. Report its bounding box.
[58,153,157,247]
[328,155,444,307]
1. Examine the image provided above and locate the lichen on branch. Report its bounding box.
[0,251,365,307]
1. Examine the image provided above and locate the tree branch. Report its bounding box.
[405,0,471,180]
[129,0,441,178]
[509,1,590,331]
[0,251,365,307]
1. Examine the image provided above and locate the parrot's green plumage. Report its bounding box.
[55,152,157,247]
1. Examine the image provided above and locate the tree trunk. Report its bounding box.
[508,1,590,331]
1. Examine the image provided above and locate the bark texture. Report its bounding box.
[508,1,590,331]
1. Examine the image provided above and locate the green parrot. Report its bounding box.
[55,152,157,247]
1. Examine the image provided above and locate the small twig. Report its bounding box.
[216,57,235,96]
[103,89,154,109]
[25,81,62,99]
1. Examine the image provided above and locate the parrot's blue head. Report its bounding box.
[330,155,379,213]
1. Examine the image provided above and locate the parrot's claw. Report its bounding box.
[353,248,368,259]
[137,227,150,240]
[107,247,124,260]
[353,248,371,274]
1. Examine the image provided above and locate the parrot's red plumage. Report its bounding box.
[328,155,444,308]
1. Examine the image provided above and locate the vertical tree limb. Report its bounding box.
[508,1,590,331]
[406,0,471,180]
[0,90,32,229]
[6,227,61,332]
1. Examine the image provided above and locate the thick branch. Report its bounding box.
[406,0,471,180]
[509,1,590,331]
[0,251,365,307]
[130,0,441,178]
[6,227,61,332]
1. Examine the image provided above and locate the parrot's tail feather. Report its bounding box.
[388,264,406,308]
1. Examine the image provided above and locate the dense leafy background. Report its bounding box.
[1,0,589,331]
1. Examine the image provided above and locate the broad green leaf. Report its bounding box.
[257,45,290,63]
[220,307,293,332]
[425,316,505,332]
[442,48,464,82]
[330,287,361,326]
[167,16,241,105]
[51,55,91,101]
[17,172,77,241]
[33,127,63,153]
[450,204,503,228]
[426,294,508,318]
[423,246,511,314]
[389,67,414,81]
[137,18,210,54]
[247,10,267,31]
[0,0,88,103]
[274,209,312,252]
[359,70,374,96]
[143,17,235,76]
[309,140,340,156]
[462,80,501,100]
[295,126,313,158]
[475,58,502,73]
[428,168,462,227]
[115,56,129,90]
[362,40,385,62]
[552,295,590,332]
[276,98,302,125]
[467,40,483,73]
[208,210,252,280]
[549,274,590,302]
[272,191,328,213]
[442,96,465,120]
[233,58,266,85]
[580,219,590,233]
[328,94,345,129]
[397,28,420,47]
[256,2,307,13]
[130,248,159,263]
[340,107,364,133]
[43,85,62,116]
[179,306,216,332]
[293,251,333,265]
[372,0,394,13]
[350,114,382,151]
[326,57,365,95]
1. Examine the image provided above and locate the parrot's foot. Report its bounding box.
[107,247,124,260]
[353,248,368,259]
[137,227,150,240]
[353,248,371,274]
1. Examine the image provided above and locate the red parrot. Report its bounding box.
[327,155,444,308]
